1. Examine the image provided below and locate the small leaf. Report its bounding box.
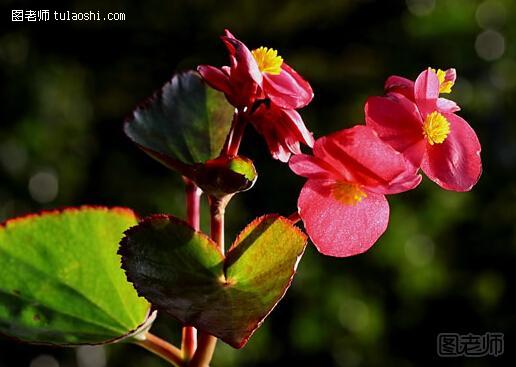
[124,70,234,175]
[120,214,307,348]
[194,156,257,197]
[0,207,151,346]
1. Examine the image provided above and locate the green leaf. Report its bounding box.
[194,156,257,198]
[124,70,234,172]
[0,207,151,346]
[120,214,307,348]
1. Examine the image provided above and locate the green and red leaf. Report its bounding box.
[124,70,234,176]
[120,214,307,348]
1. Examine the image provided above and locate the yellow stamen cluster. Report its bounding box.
[331,182,367,206]
[423,111,451,145]
[431,68,454,94]
[252,46,283,75]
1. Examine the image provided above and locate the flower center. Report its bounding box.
[331,182,367,206]
[252,47,283,75]
[423,111,451,145]
[431,68,454,94]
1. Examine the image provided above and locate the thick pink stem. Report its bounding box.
[184,177,202,231]
[189,195,230,367]
[181,178,202,361]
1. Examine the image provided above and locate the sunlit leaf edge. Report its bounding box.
[119,213,307,348]
[0,206,154,347]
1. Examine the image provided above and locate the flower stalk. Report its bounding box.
[136,333,185,367]
[189,194,230,366]
[181,177,202,361]
[223,111,247,158]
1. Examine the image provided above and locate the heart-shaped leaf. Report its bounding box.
[0,207,151,346]
[124,70,234,177]
[119,214,307,348]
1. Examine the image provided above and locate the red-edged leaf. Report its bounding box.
[0,207,151,346]
[119,214,307,348]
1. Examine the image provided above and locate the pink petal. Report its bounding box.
[313,125,420,194]
[223,29,236,39]
[372,169,422,195]
[414,68,440,117]
[365,95,426,167]
[437,97,461,113]
[298,179,389,257]
[421,113,482,191]
[444,68,457,84]
[289,154,338,180]
[385,75,415,101]
[221,33,262,86]
[263,63,313,109]
[271,142,292,162]
[250,104,314,162]
[282,108,314,148]
[197,65,231,95]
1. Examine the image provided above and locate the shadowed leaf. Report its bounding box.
[120,214,307,348]
[124,70,234,174]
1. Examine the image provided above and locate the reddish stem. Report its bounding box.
[189,195,230,367]
[223,110,247,157]
[288,211,301,224]
[184,177,202,231]
[208,195,227,255]
[189,332,218,367]
[137,333,185,367]
[181,178,202,361]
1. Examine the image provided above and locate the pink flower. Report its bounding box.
[198,30,314,161]
[198,30,313,110]
[366,68,482,191]
[289,125,421,257]
[251,103,314,162]
[385,68,459,113]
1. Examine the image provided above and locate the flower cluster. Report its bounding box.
[198,30,314,162]
[199,32,482,258]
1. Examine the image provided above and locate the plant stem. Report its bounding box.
[184,177,202,231]
[208,195,229,255]
[189,332,218,367]
[288,211,301,224]
[136,333,185,367]
[189,195,229,367]
[223,111,247,157]
[182,177,202,361]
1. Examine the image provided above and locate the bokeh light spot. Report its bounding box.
[475,30,505,61]
[28,170,59,203]
[76,346,106,367]
[476,0,506,29]
[29,355,59,367]
[406,0,435,16]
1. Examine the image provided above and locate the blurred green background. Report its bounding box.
[0,0,514,366]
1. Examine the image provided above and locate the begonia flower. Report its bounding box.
[198,30,314,161]
[251,102,314,162]
[366,68,482,192]
[198,30,313,110]
[289,125,421,257]
[385,67,460,113]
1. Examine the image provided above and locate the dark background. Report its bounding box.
[1,0,515,366]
